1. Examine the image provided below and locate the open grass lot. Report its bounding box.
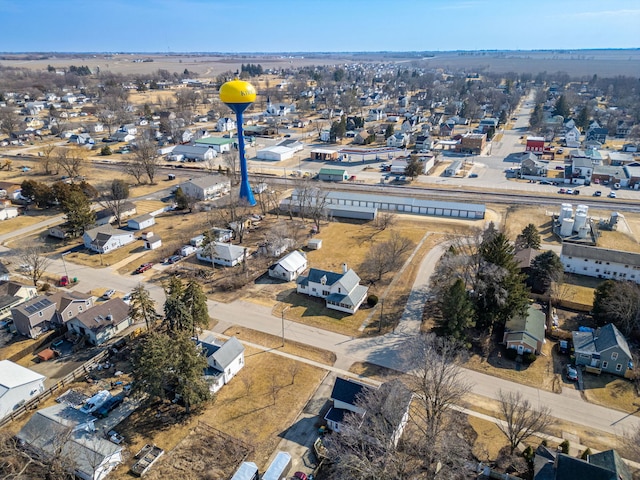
[581,373,639,414]
[504,205,557,244]
[221,325,336,366]
[112,345,327,477]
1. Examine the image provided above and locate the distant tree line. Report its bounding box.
[240,63,263,77]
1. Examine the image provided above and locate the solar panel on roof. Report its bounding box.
[24,298,53,314]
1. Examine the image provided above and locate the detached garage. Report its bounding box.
[127,214,155,231]
[257,145,296,161]
[318,168,348,182]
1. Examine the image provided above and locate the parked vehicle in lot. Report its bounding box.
[572,189,580,195]
[565,364,578,382]
[293,472,308,480]
[168,255,182,264]
[558,188,566,194]
[608,192,617,198]
[102,289,116,299]
[566,189,574,195]
[593,191,602,197]
[468,173,478,178]
[134,262,153,274]
[557,148,564,154]
[95,394,124,418]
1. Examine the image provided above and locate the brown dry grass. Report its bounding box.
[596,230,640,253]
[221,325,336,366]
[114,345,326,475]
[582,374,639,413]
[464,340,560,393]
[468,415,508,462]
[504,205,557,244]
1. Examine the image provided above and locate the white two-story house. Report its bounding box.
[296,264,368,314]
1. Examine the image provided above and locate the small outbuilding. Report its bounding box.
[127,213,155,231]
[308,238,322,250]
[318,168,348,182]
[268,250,308,281]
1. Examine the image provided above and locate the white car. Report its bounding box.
[102,289,116,299]
[608,192,617,198]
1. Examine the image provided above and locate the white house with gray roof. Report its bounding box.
[83,225,135,254]
[196,242,247,267]
[268,250,308,281]
[198,335,245,393]
[16,403,123,480]
[0,360,45,421]
[560,243,640,284]
[180,175,231,201]
[297,264,368,314]
[572,324,633,376]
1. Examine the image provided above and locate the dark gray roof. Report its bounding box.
[561,242,640,266]
[554,454,616,480]
[572,324,632,360]
[0,262,8,276]
[588,450,632,480]
[13,296,55,317]
[71,298,130,332]
[331,377,371,405]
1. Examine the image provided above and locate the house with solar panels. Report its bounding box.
[11,296,57,339]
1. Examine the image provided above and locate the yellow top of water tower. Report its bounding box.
[219,79,256,104]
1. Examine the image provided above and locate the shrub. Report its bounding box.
[580,448,592,459]
[523,445,535,462]
[505,348,518,360]
[523,352,537,364]
[559,440,570,454]
[101,145,112,156]
[367,294,379,307]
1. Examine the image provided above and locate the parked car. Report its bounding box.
[593,191,602,197]
[608,192,617,198]
[95,394,124,418]
[102,289,116,299]
[134,262,153,274]
[540,180,552,185]
[168,255,182,264]
[468,173,478,178]
[566,189,574,195]
[558,188,566,194]
[572,189,580,195]
[557,148,564,154]
[293,473,308,480]
[565,364,578,382]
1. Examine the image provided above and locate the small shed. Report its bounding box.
[262,452,292,480]
[318,168,348,182]
[311,148,339,161]
[37,348,56,362]
[179,245,197,256]
[230,462,259,480]
[145,234,162,250]
[444,160,463,176]
[128,214,155,231]
[308,238,322,250]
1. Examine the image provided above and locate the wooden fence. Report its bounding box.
[0,348,110,428]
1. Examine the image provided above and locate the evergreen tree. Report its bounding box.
[553,95,570,119]
[528,250,563,294]
[385,123,394,139]
[129,284,158,331]
[516,224,541,250]
[576,106,590,131]
[174,186,189,210]
[62,190,95,237]
[404,157,423,179]
[437,279,475,341]
[182,280,210,334]
[171,332,210,413]
[529,103,543,130]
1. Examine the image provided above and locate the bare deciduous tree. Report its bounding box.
[131,135,161,184]
[497,390,552,454]
[213,189,252,243]
[360,232,415,283]
[223,151,239,184]
[373,211,397,232]
[0,107,21,138]
[55,148,84,178]
[99,179,130,227]
[39,143,58,175]
[16,245,52,286]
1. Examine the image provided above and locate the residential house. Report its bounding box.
[68,133,94,145]
[83,225,136,254]
[296,264,368,314]
[199,335,245,394]
[196,242,247,267]
[127,213,155,231]
[179,175,231,201]
[265,98,295,116]
[48,225,70,239]
[109,131,135,143]
[94,201,137,226]
[354,129,373,145]
[324,377,412,447]
[367,109,385,122]
[0,280,38,321]
[439,122,455,137]
[534,446,631,480]
[386,132,409,148]
[48,291,94,327]
[414,134,433,151]
[572,323,633,376]
[478,117,498,133]
[586,127,608,144]
[526,136,545,154]
[268,250,308,281]
[320,128,331,142]
[318,168,348,182]
[571,157,593,184]
[0,360,46,421]
[503,306,546,355]
[217,117,236,132]
[16,403,123,480]
[66,298,132,345]
[520,153,547,177]
[565,126,581,148]
[616,120,634,138]
[11,296,57,339]
[560,242,640,284]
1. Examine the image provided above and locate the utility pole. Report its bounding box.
[379,299,384,332]
[281,306,289,347]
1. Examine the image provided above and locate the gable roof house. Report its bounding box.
[66,298,132,345]
[0,280,38,321]
[534,446,631,480]
[565,126,581,148]
[47,291,94,326]
[586,127,608,144]
[0,360,46,421]
[268,250,308,281]
[572,323,633,377]
[386,132,409,148]
[503,306,546,355]
[520,152,548,177]
[196,242,247,267]
[198,335,245,394]
[16,403,123,480]
[324,377,413,447]
[180,175,231,201]
[296,264,368,314]
[11,296,57,339]
[83,225,135,254]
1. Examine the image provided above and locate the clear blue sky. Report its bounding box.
[0,0,637,52]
